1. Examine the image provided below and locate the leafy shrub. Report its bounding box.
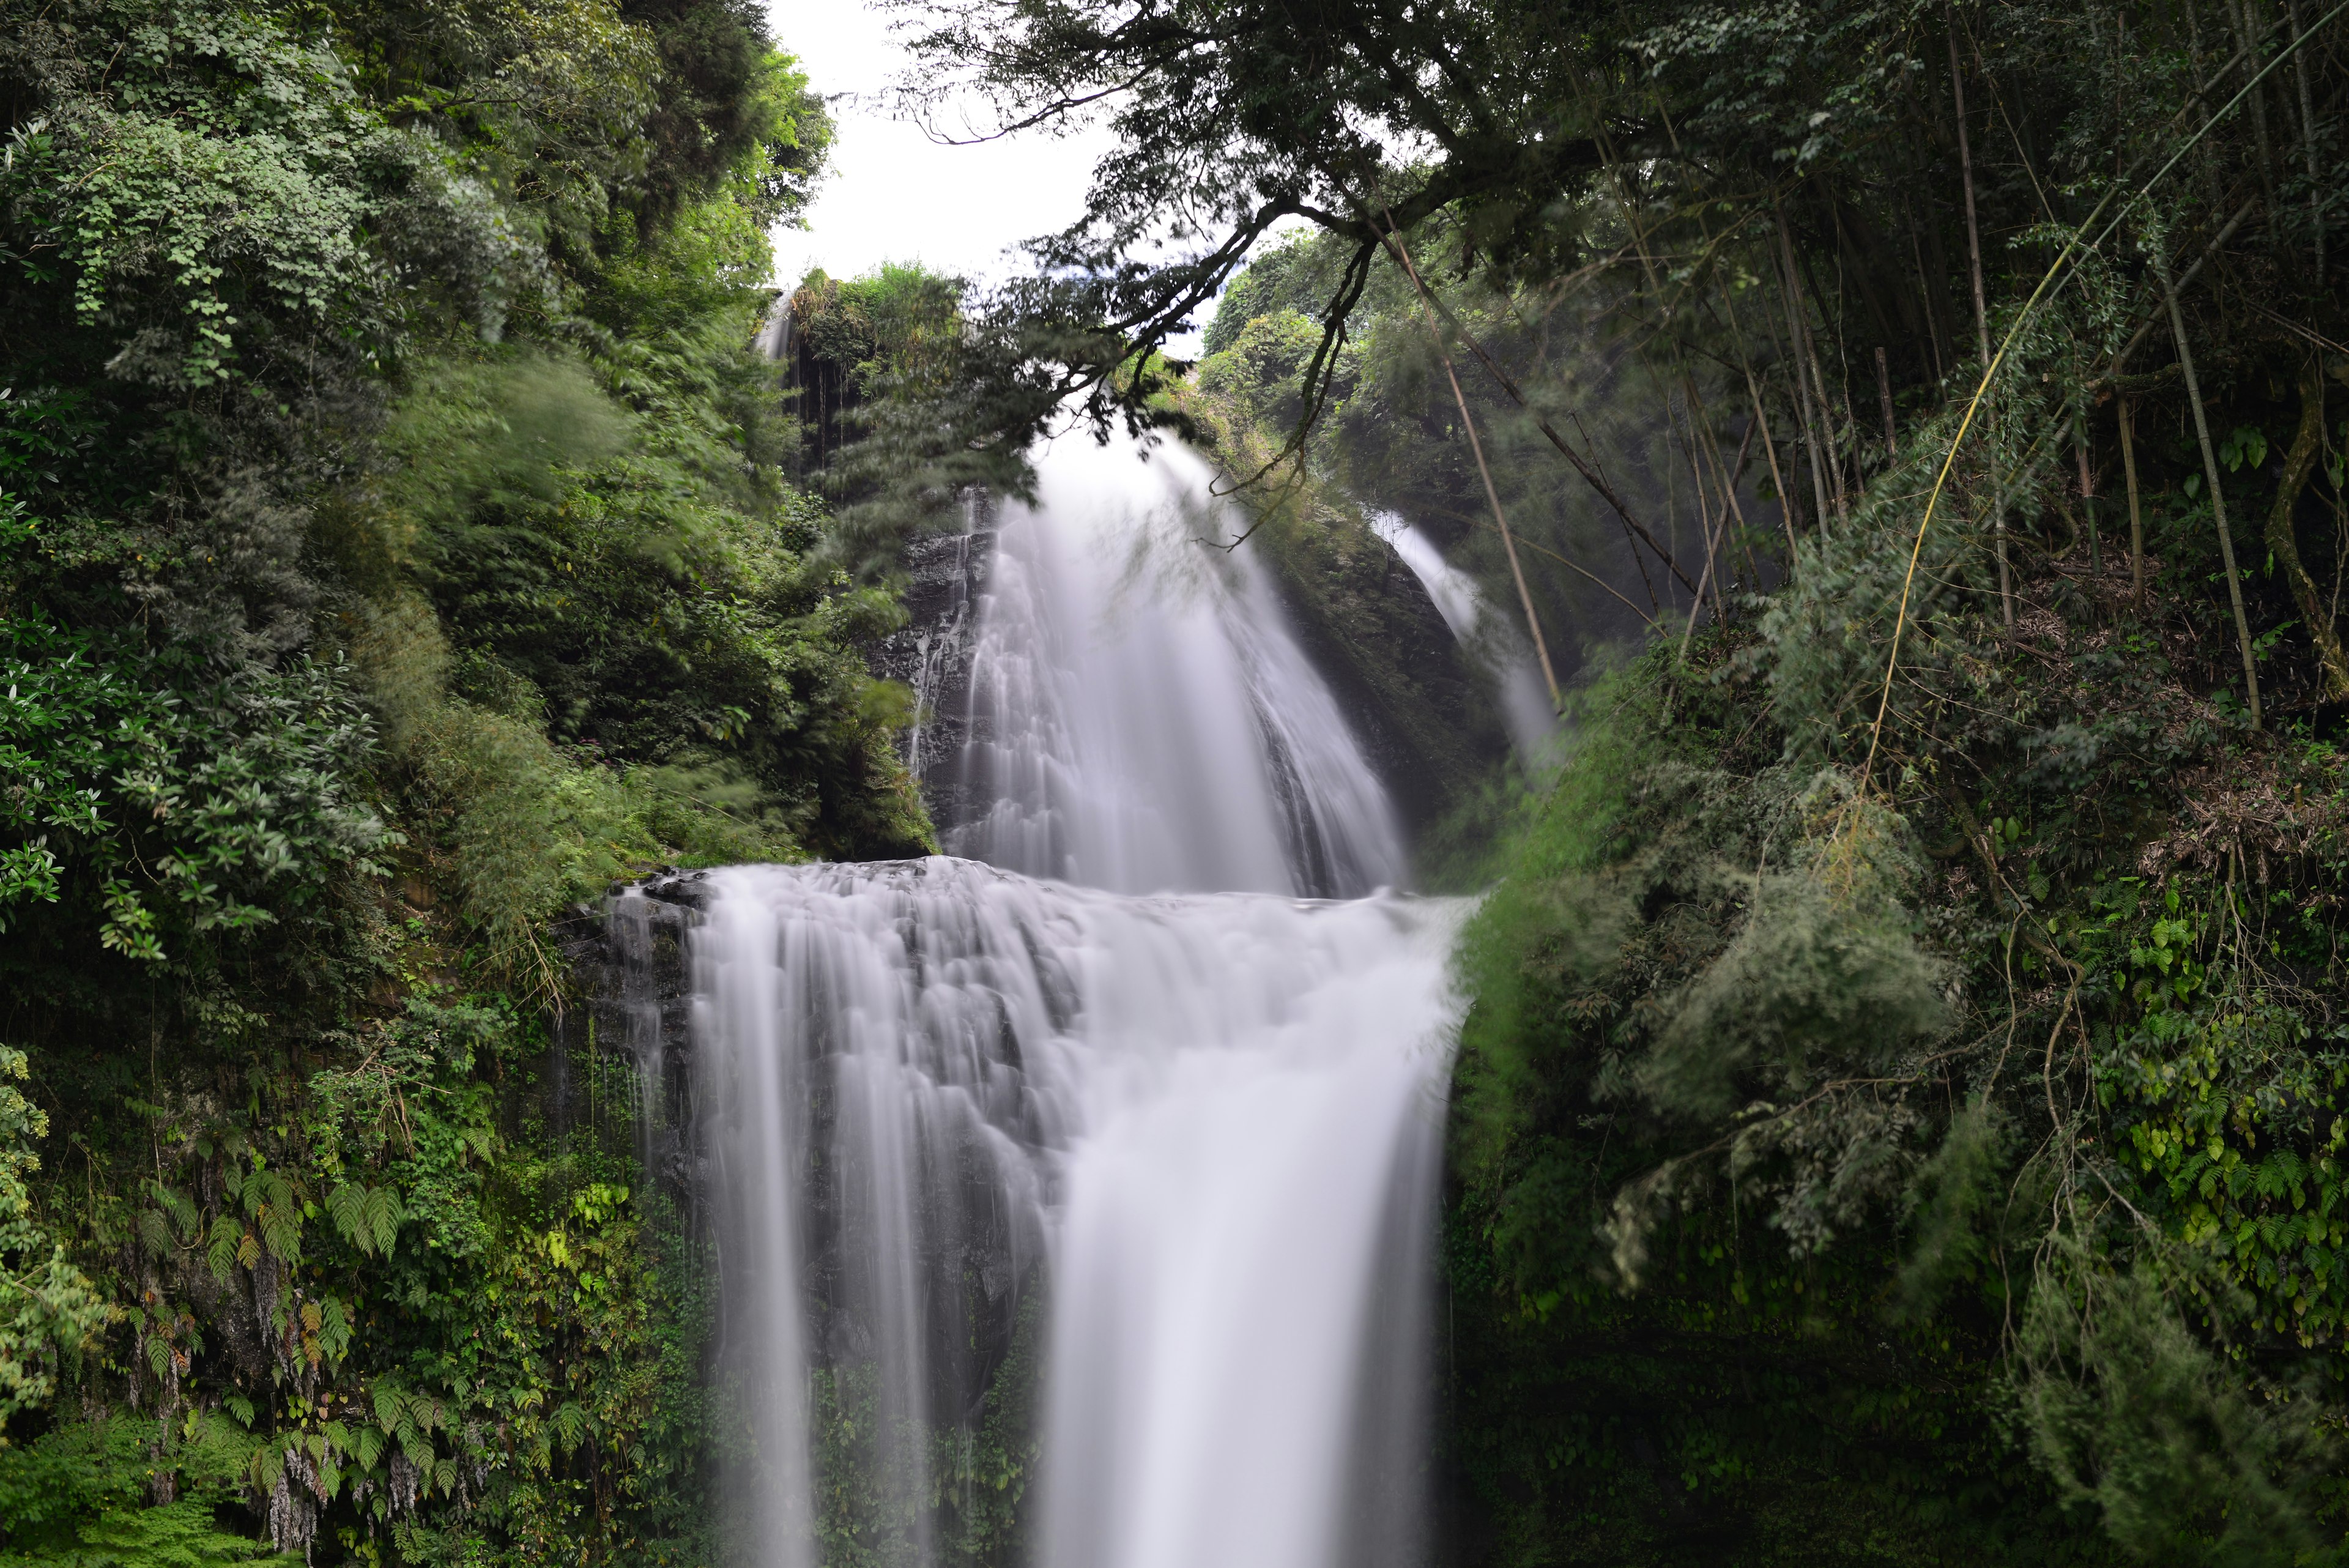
[0,611,393,961]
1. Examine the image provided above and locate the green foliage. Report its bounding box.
[2015,1247,2328,1565]
[0,0,904,1554]
[0,613,393,960]
[780,262,1093,581]
[1435,507,2349,1564]
[0,1416,288,1567]
[1,0,400,388]
[1103,17,2349,1555]
[807,1296,1042,1568]
[0,1049,106,1424]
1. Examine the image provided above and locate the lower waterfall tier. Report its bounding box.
[669,857,1463,1568]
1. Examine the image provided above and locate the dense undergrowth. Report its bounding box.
[0,0,928,1559]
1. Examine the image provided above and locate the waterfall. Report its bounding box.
[1369,512,1559,762]
[658,433,1462,1568]
[948,434,1404,899]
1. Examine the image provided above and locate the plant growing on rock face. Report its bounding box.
[0,1048,106,1424]
[0,0,900,1554]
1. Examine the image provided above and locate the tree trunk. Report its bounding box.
[2287,0,2325,288]
[1775,207,1839,534]
[1948,17,2012,628]
[2268,361,2349,697]
[2119,396,2146,602]
[1876,346,1898,455]
[2075,409,2101,580]
[2158,249,2263,727]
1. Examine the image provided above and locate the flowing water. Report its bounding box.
[1369,511,1558,762]
[948,434,1404,898]
[648,433,1463,1568]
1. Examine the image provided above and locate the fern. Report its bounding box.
[49,1501,293,1568]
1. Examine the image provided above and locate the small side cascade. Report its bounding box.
[1370,511,1560,762]
[869,525,996,808]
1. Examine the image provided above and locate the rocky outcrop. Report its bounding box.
[867,528,996,839]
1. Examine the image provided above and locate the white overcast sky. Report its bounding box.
[763,0,1226,354]
[765,2,1107,289]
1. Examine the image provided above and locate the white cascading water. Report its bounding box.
[951,434,1405,898]
[1369,511,1559,761]
[675,432,1462,1568]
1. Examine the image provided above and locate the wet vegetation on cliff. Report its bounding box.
[0,0,929,1559]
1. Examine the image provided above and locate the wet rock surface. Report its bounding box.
[867,529,996,838]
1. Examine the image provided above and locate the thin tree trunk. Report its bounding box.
[1386,220,1563,707]
[1677,384,1732,623]
[1948,16,2013,628]
[1908,212,1948,383]
[1746,371,1803,567]
[1720,282,1804,570]
[2120,395,2147,601]
[2224,0,2282,237]
[1876,346,1898,454]
[1948,24,1992,370]
[1775,207,1838,534]
[2183,0,2231,214]
[1714,414,1765,587]
[2074,408,2101,579]
[2109,198,2260,375]
[2158,248,2263,727]
[2288,0,2325,286]
[1780,209,1850,522]
[2269,360,2349,696]
[1680,462,1731,662]
[1367,222,1696,598]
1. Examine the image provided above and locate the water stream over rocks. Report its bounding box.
[616,435,1464,1568]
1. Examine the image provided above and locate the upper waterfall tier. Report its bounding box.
[937,434,1405,899]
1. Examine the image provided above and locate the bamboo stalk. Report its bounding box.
[1876,346,1898,455]
[1712,411,1765,587]
[1363,225,1698,598]
[1909,214,1948,384]
[2119,396,2147,601]
[1747,371,1802,567]
[2224,0,2282,233]
[1679,453,1731,662]
[1682,392,1728,625]
[1383,217,1563,708]
[2108,196,2260,374]
[2157,245,2263,727]
[1948,13,2013,630]
[2074,407,2101,580]
[1719,281,1803,571]
[1775,207,1838,535]
[1780,209,1850,524]
[1948,22,1993,373]
[2287,0,2326,286]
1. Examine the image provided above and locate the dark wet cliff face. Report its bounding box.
[1251,515,1508,841]
[867,528,1000,842]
